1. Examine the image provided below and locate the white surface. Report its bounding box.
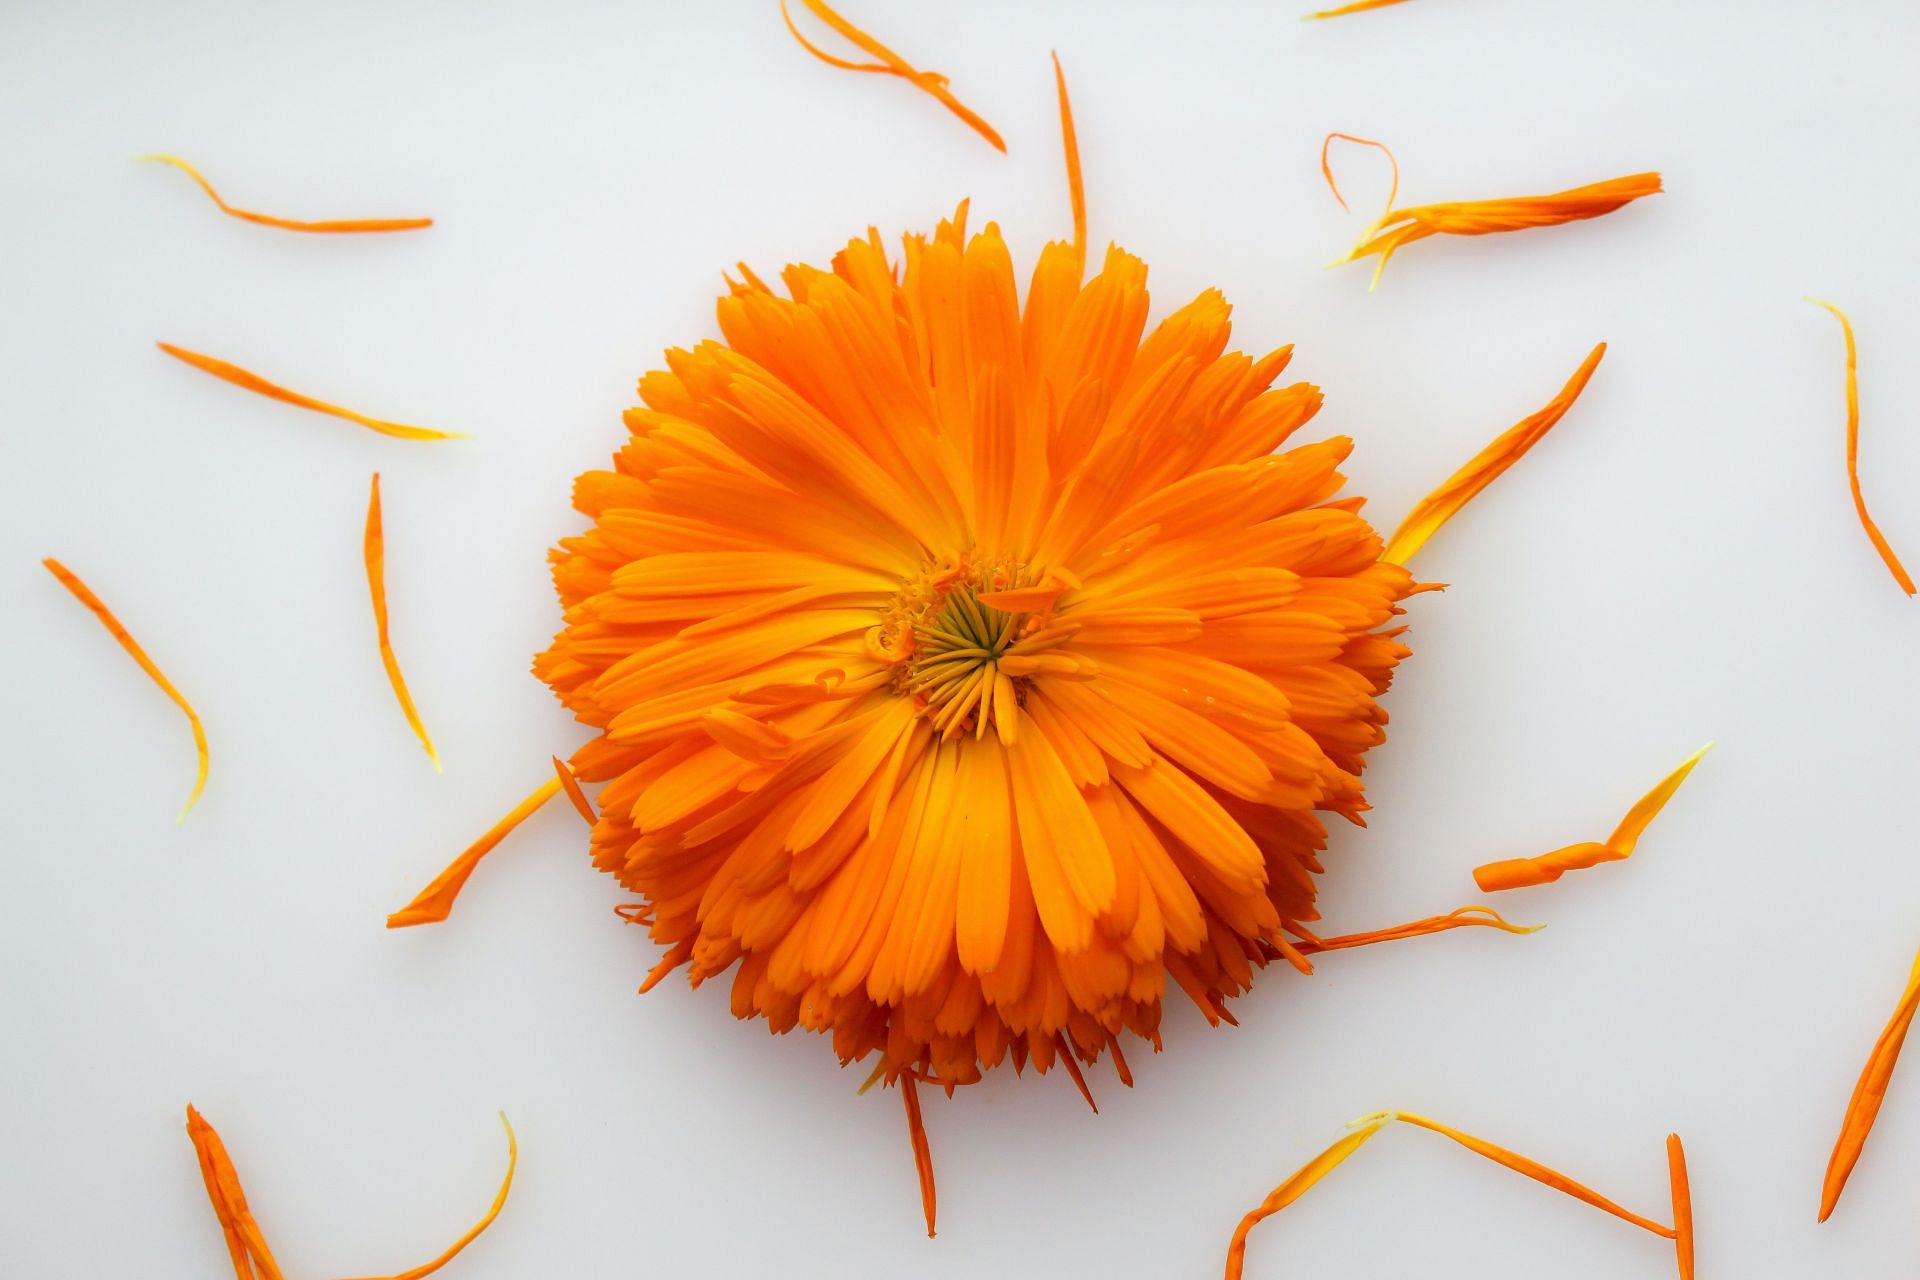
[4,0,1919,1274]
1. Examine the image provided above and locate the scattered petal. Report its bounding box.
[1331,166,1660,290]
[158,342,467,442]
[184,1105,514,1280]
[387,777,563,927]
[43,557,208,821]
[1294,905,1542,954]
[139,154,432,232]
[1808,299,1915,595]
[1667,1133,1694,1280]
[1304,0,1415,18]
[1473,742,1712,892]
[1819,946,1920,1221]
[1224,1115,1392,1279]
[780,0,1005,151]
[1384,1111,1678,1240]
[365,474,441,772]
[1382,343,1606,566]
[336,1113,517,1280]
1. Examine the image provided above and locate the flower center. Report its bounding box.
[869,553,1083,740]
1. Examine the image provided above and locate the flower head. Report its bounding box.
[535,205,1415,1091]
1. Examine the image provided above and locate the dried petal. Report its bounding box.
[44,557,208,821]
[158,343,467,442]
[1382,343,1606,566]
[365,474,441,772]
[140,154,431,232]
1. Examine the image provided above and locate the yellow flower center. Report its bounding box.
[871,554,1082,740]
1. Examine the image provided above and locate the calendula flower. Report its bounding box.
[534,201,1417,1111]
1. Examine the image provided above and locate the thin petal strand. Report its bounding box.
[140,154,431,232]
[335,1113,517,1280]
[1382,1111,1678,1240]
[1294,905,1541,954]
[388,778,563,927]
[1382,343,1606,566]
[1473,742,1712,892]
[365,474,442,772]
[158,343,467,442]
[780,0,1005,152]
[1808,299,1916,595]
[43,557,208,821]
[1304,0,1415,17]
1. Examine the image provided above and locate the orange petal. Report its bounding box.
[780,0,1005,152]
[1382,343,1606,566]
[901,1075,938,1238]
[1808,300,1916,595]
[1667,1133,1694,1280]
[140,154,431,232]
[552,756,596,826]
[44,558,208,821]
[1474,743,1712,893]
[184,1105,285,1280]
[158,342,466,442]
[1819,947,1920,1221]
[1052,51,1086,257]
[365,474,441,772]
[387,777,562,927]
[1304,0,1415,17]
[336,1113,516,1280]
[1294,905,1541,954]
[1385,1111,1678,1240]
[1224,1115,1391,1279]
[1338,172,1661,290]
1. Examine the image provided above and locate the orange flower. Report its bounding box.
[537,200,1422,1116]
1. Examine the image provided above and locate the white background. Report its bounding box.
[4,1,1918,1275]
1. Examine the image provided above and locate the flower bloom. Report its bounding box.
[534,204,1421,1094]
